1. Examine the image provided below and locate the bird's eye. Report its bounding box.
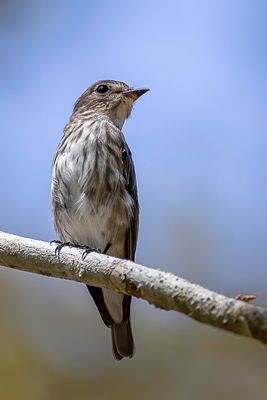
[96,84,109,94]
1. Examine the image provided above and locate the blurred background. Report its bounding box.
[0,0,267,398]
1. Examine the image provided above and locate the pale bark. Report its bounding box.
[0,231,266,344]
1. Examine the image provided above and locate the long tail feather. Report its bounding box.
[111,320,135,360]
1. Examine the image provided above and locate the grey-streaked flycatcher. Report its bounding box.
[51,80,149,359]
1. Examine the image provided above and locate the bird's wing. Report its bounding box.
[88,133,138,358]
[121,138,139,262]
[119,138,139,339]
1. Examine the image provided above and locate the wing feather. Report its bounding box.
[121,140,139,262]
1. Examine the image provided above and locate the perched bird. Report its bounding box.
[51,80,149,359]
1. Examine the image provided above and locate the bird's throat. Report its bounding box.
[110,99,133,129]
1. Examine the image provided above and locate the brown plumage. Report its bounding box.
[51,80,149,359]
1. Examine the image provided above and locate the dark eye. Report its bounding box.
[96,84,109,94]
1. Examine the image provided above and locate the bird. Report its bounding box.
[51,80,149,360]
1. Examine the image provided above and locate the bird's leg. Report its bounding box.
[103,242,111,254]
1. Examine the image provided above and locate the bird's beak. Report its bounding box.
[123,88,150,101]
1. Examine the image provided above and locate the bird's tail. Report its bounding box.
[111,320,135,360]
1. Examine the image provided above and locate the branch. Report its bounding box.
[0,230,266,345]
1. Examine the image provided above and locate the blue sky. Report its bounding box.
[1,0,267,296]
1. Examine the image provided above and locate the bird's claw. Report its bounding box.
[50,240,61,245]
[51,240,106,259]
[51,241,73,256]
[82,247,101,260]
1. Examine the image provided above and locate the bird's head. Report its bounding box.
[73,80,149,129]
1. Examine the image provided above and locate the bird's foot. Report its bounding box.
[82,242,111,260]
[50,240,74,256]
[50,240,61,245]
[82,246,101,260]
[50,240,111,259]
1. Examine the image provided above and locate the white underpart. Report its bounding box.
[55,131,110,248]
[53,118,133,324]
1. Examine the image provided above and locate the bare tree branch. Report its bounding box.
[0,230,266,345]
